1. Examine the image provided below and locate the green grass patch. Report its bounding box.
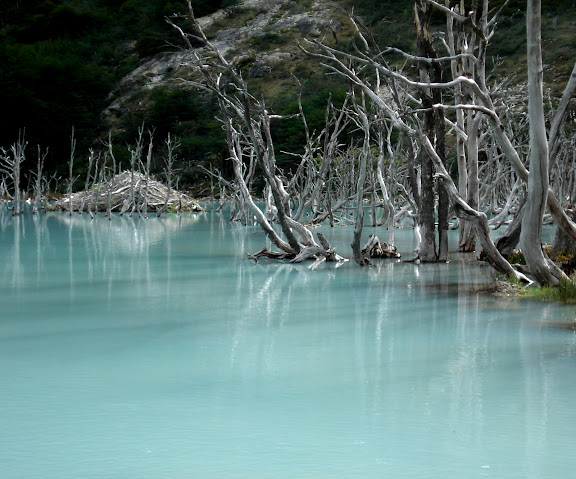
[513,274,576,305]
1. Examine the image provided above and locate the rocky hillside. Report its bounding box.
[99,0,360,189]
[1,0,574,186]
[104,0,340,126]
[101,0,575,185]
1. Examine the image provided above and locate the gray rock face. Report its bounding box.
[103,0,337,121]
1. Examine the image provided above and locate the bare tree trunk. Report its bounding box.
[220,108,296,254]
[67,128,76,216]
[141,131,154,219]
[350,96,371,266]
[415,1,438,262]
[520,0,567,285]
[12,141,23,216]
[376,124,395,242]
[432,51,449,261]
[158,133,179,217]
[460,112,481,251]
[0,134,26,216]
[122,126,144,216]
[80,149,96,214]
[32,146,47,215]
[89,154,100,218]
[105,133,116,220]
[445,4,469,248]
[495,196,525,258]
[369,169,378,227]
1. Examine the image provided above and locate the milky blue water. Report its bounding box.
[1,208,576,479]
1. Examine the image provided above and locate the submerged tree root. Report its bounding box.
[247,234,399,265]
[362,234,401,259]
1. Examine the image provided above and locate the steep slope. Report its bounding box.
[0,0,241,173]
[1,0,573,186]
[101,0,575,182]
[105,0,337,118]
[100,0,353,187]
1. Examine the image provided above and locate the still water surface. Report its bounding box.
[1,210,576,479]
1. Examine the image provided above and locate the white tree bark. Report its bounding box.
[520,0,567,285]
[0,135,26,216]
[350,95,371,266]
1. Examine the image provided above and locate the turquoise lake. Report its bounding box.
[1,208,575,479]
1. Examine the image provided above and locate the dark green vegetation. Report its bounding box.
[0,0,238,175]
[1,0,574,187]
[348,0,575,78]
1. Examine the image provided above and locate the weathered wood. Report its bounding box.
[316,231,348,262]
[349,95,371,266]
[166,1,354,264]
[247,248,294,261]
[415,1,438,262]
[520,0,567,285]
[290,246,334,263]
[495,197,525,258]
[0,135,26,216]
[50,170,203,213]
[157,133,179,217]
[552,209,576,259]
[362,234,401,259]
[31,146,47,215]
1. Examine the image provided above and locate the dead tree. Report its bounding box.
[158,133,180,217]
[167,1,347,264]
[442,1,469,248]
[100,133,117,220]
[140,129,155,218]
[310,0,575,284]
[427,3,576,255]
[66,128,77,216]
[88,153,101,217]
[374,120,396,243]
[348,92,372,266]
[414,0,440,262]
[287,94,352,225]
[122,126,145,216]
[302,12,530,281]
[0,134,27,216]
[80,149,97,216]
[519,0,567,285]
[31,146,48,215]
[441,0,487,252]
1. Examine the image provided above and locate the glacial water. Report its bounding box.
[1,208,575,479]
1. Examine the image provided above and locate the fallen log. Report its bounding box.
[246,232,348,264]
[246,248,295,262]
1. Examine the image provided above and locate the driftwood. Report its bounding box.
[362,234,401,259]
[246,231,348,264]
[246,248,295,262]
[247,233,399,265]
[49,170,203,214]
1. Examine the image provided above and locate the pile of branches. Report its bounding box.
[248,234,400,267]
[50,170,203,214]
